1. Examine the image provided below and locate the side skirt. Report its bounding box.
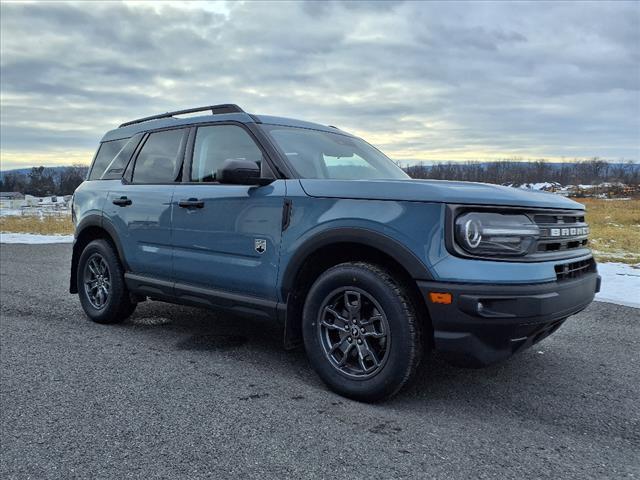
[124,273,281,321]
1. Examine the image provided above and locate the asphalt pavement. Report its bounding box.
[1,243,639,479]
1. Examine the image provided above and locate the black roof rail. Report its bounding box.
[118,104,246,128]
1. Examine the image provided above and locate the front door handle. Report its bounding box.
[178,198,205,209]
[112,196,132,207]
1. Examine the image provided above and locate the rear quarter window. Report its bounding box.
[101,134,144,180]
[88,138,129,180]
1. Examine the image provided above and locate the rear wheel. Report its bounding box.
[302,262,423,402]
[77,239,136,324]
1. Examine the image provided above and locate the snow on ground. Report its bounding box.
[0,207,70,217]
[0,208,24,216]
[596,262,640,309]
[0,232,74,244]
[517,182,560,191]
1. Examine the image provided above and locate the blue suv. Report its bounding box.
[70,104,600,401]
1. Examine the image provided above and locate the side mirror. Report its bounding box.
[217,159,273,186]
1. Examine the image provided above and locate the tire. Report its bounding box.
[77,239,136,324]
[302,262,423,402]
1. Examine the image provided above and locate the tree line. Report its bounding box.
[0,159,638,197]
[404,159,639,186]
[0,165,89,197]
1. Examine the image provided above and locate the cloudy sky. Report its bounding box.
[1,0,639,170]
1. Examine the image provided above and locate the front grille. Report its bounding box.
[533,214,585,224]
[533,213,589,254]
[555,258,596,281]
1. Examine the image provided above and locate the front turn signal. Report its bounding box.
[429,292,452,305]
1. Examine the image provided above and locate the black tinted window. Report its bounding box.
[191,125,263,182]
[88,139,128,180]
[101,133,144,180]
[133,129,186,184]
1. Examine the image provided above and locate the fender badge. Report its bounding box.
[254,239,266,254]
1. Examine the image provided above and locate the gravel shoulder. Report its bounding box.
[1,244,639,479]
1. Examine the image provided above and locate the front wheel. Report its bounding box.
[77,239,136,324]
[302,262,423,402]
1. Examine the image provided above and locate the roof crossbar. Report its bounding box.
[118,104,245,128]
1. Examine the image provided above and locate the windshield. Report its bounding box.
[264,125,409,180]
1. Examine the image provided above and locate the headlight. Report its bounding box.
[454,212,540,257]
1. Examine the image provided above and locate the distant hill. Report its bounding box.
[399,160,639,169]
[404,159,639,187]
[0,166,77,180]
[0,165,90,196]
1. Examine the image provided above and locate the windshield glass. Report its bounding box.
[265,125,409,180]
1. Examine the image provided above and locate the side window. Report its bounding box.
[191,125,263,182]
[101,133,144,180]
[132,129,186,184]
[88,139,128,180]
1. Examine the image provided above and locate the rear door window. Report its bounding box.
[132,129,187,184]
[88,138,128,180]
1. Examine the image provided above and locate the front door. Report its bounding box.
[171,124,285,300]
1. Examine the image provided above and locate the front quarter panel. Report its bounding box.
[278,180,446,298]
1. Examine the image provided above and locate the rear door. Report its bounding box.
[103,127,188,280]
[171,123,285,301]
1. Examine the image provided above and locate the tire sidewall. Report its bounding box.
[303,264,417,401]
[77,239,127,324]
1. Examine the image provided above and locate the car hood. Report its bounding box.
[299,179,584,210]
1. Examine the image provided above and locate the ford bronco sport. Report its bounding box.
[70,104,600,401]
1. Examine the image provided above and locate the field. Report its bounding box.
[0,212,74,235]
[1,199,639,263]
[580,198,640,264]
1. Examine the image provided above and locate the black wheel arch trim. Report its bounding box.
[280,227,433,298]
[70,215,128,293]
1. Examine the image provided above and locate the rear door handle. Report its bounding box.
[112,196,132,207]
[178,198,205,209]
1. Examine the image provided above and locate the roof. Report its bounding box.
[100,107,352,142]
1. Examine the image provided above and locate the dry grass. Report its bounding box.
[1,198,638,264]
[578,198,640,264]
[0,214,74,235]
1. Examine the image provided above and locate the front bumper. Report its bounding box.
[417,272,600,367]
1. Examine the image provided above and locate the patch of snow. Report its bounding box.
[514,182,560,191]
[0,232,74,244]
[0,208,24,216]
[0,206,71,217]
[596,262,640,309]
[590,249,639,261]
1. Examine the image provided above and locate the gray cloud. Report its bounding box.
[0,0,638,168]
